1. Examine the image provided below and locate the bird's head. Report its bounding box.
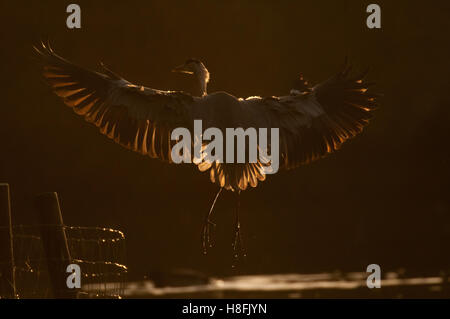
[172,58,205,75]
[172,58,210,96]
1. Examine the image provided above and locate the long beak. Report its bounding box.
[171,64,193,74]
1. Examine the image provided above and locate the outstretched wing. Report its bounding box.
[202,64,379,191]
[243,64,378,171]
[35,42,195,162]
[195,67,377,190]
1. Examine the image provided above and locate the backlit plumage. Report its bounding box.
[34,41,379,256]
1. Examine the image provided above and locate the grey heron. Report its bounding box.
[34,41,379,259]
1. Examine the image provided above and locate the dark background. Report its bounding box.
[1,0,449,278]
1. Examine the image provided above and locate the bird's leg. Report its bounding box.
[202,187,223,254]
[232,190,246,263]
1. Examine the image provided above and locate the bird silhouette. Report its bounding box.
[34,41,379,259]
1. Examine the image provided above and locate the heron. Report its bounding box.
[34,41,379,259]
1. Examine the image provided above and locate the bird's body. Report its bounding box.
[34,41,379,256]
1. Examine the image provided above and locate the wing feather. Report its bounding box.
[235,64,378,172]
[35,42,194,163]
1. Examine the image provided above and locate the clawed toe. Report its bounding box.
[232,224,247,264]
[202,219,216,254]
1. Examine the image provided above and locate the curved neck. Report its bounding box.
[194,63,210,97]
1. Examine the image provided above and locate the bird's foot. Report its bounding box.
[231,224,246,267]
[202,219,216,255]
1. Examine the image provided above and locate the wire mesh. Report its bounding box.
[0,225,127,299]
[66,226,127,298]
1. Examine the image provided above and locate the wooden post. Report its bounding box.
[35,192,76,298]
[0,183,16,299]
